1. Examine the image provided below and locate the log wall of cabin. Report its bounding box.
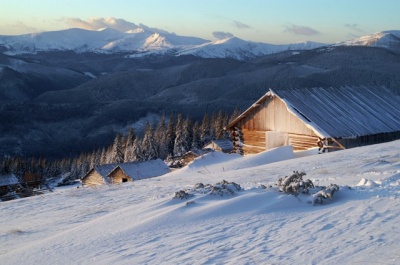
[235,96,319,154]
[108,167,132,183]
[82,171,106,186]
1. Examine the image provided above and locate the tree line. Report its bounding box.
[0,109,240,185]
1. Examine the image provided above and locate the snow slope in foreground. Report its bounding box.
[1,140,399,264]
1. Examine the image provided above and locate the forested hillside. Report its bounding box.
[1,46,400,158]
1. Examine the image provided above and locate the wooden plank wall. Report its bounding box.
[109,167,132,183]
[234,96,320,154]
[237,97,317,136]
[241,129,266,154]
[288,133,319,150]
[82,171,106,186]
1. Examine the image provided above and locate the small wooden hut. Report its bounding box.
[228,86,400,155]
[21,172,43,189]
[0,174,20,197]
[82,159,170,186]
[204,139,234,153]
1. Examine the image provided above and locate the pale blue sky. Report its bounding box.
[1,0,399,44]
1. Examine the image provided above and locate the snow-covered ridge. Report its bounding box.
[0,27,326,60]
[0,27,209,55]
[337,30,400,48]
[1,28,399,60]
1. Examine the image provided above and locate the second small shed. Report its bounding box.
[82,159,170,186]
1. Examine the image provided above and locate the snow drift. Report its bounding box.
[1,140,400,264]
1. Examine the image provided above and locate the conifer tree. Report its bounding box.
[173,113,185,156]
[192,120,201,149]
[1,157,12,174]
[142,122,158,160]
[100,147,107,165]
[183,117,193,152]
[200,113,211,147]
[230,107,241,123]
[155,115,168,159]
[215,110,225,139]
[132,138,144,161]
[124,127,136,162]
[11,157,25,178]
[210,112,218,140]
[166,114,176,157]
[111,133,124,164]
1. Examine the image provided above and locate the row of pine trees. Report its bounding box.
[0,110,239,184]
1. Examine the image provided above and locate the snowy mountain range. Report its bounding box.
[2,26,398,60]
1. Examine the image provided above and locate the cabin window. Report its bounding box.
[122,178,128,183]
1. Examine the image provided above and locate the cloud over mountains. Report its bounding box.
[212,31,234,39]
[285,24,320,36]
[62,17,169,34]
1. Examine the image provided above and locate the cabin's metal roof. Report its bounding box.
[274,86,400,138]
[228,86,400,139]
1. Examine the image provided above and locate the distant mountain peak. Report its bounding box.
[338,30,400,50]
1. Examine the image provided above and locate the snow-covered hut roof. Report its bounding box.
[110,159,170,180]
[0,174,19,186]
[93,164,118,178]
[229,86,400,139]
[204,139,234,153]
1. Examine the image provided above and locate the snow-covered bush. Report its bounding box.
[277,171,314,195]
[172,180,242,199]
[192,180,241,196]
[173,190,193,199]
[209,180,241,197]
[277,171,340,205]
[308,184,340,205]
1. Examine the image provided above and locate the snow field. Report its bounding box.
[0,140,399,264]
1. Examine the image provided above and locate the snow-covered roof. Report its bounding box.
[229,86,400,139]
[110,159,170,180]
[0,174,19,186]
[274,86,400,138]
[93,164,118,178]
[204,139,234,152]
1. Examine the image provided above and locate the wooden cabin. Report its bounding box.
[228,86,400,155]
[82,159,170,186]
[81,164,116,186]
[21,172,43,189]
[0,174,20,197]
[204,139,234,153]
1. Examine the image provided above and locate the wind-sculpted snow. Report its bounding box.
[1,140,399,264]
